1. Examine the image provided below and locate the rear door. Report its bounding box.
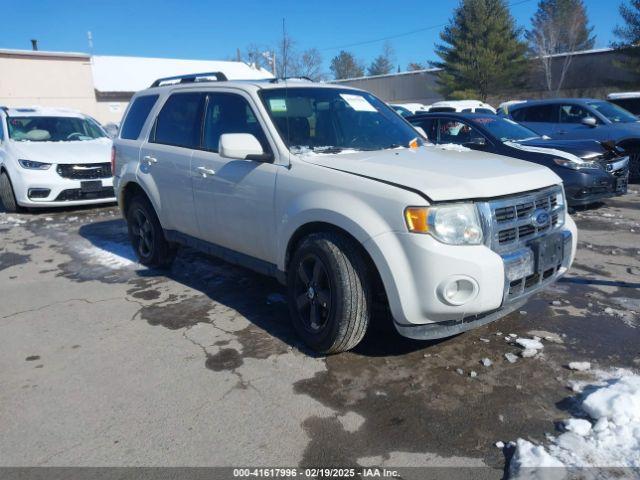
[511,104,560,136]
[139,91,205,237]
[191,90,278,262]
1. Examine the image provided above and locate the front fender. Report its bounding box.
[276,189,400,271]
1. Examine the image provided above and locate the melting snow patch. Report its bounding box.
[568,362,591,371]
[0,215,26,225]
[505,353,519,364]
[509,371,640,477]
[82,241,139,269]
[521,348,538,358]
[481,358,493,367]
[516,338,544,351]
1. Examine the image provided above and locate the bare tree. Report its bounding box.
[297,48,324,81]
[526,0,595,93]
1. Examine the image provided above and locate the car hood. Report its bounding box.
[300,146,561,202]
[520,138,605,158]
[9,138,112,165]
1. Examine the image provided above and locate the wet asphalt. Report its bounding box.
[0,191,638,477]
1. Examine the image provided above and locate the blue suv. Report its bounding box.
[502,98,640,180]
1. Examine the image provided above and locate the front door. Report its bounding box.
[192,91,279,263]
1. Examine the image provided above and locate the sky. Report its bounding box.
[0,0,626,75]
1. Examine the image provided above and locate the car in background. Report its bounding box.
[428,100,496,114]
[502,98,640,181]
[408,112,629,207]
[497,100,526,115]
[607,92,640,116]
[0,106,114,212]
[390,103,430,117]
[103,122,120,138]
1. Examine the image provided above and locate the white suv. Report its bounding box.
[0,106,114,212]
[114,73,577,353]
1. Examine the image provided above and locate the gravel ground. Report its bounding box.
[0,191,639,478]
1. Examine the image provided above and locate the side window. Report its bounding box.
[120,95,158,140]
[411,119,437,143]
[152,92,205,148]
[203,93,269,152]
[0,116,4,141]
[559,104,593,124]
[513,105,557,123]
[437,119,483,145]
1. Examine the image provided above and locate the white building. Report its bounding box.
[0,48,273,124]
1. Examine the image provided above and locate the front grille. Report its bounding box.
[56,163,112,180]
[55,187,115,201]
[486,186,564,251]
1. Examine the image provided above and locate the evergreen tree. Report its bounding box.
[330,51,365,79]
[367,42,395,76]
[432,0,527,100]
[613,0,640,75]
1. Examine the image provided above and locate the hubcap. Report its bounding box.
[294,254,332,333]
[131,209,153,258]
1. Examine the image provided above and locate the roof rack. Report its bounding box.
[150,72,228,88]
[269,76,313,83]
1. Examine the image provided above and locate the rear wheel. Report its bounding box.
[0,171,22,213]
[126,195,176,268]
[287,232,371,354]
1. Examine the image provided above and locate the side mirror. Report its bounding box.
[581,116,597,127]
[219,133,273,162]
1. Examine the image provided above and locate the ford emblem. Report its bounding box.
[531,209,550,228]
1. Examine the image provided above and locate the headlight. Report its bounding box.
[18,159,51,170]
[553,158,600,170]
[404,203,483,245]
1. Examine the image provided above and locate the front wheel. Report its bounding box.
[126,195,176,268]
[287,232,372,354]
[0,171,23,213]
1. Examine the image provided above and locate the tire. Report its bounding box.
[0,171,22,213]
[126,194,176,268]
[287,232,371,354]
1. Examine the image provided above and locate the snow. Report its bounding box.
[469,371,478,378]
[509,371,640,477]
[0,215,26,225]
[91,55,273,93]
[505,353,519,364]
[563,418,592,436]
[568,362,591,371]
[516,338,544,350]
[481,358,493,367]
[521,348,538,358]
[82,241,139,269]
[434,143,471,152]
[495,441,505,449]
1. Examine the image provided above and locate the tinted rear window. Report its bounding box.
[511,104,557,122]
[120,95,158,140]
[429,107,456,113]
[152,92,205,149]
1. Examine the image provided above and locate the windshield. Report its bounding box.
[259,88,423,153]
[470,116,540,142]
[8,116,107,142]
[587,101,638,124]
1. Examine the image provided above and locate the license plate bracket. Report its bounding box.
[80,180,103,192]
[531,233,564,272]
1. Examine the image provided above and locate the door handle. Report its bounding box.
[196,166,216,177]
[143,155,158,164]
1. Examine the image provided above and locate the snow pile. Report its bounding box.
[568,362,591,371]
[509,371,640,478]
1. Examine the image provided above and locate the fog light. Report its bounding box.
[438,276,478,306]
[28,188,51,199]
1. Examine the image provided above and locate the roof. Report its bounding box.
[509,98,602,108]
[141,79,361,95]
[430,100,491,107]
[3,106,86,118]
[90,55,274,93]
[607,92,640,99]
[0,48,90,59]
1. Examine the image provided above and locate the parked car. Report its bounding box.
[113,73,576,353]
[497,100,526,115]
[103,122,120,138]
[607,92,640,117]
[0,106,115,212]
[408,112,629,207]
[390,103,430,117]
[428,100,496,114]
[502,98,640,180]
